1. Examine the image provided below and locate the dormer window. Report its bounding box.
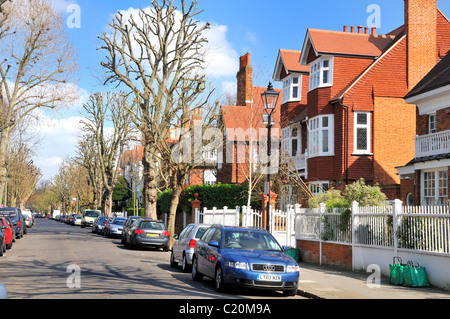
[309,56,333,91]
[282,75,302,103]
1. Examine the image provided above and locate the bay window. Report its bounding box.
[309,56,333,91]
[282,75,302,103]
[308,114,334,157]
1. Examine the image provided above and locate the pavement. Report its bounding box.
[296,262,450,299]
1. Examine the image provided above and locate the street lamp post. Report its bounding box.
[261,82,279,233]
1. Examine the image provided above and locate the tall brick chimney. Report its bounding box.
[405,0,438,89]
[236,53,253,106]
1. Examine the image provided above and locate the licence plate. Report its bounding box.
[257,274,282,282]
[146,233,159,237]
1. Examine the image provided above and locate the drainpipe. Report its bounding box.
[337,98,350,185]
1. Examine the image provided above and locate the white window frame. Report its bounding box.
[203,169,217,185]
[421,168,448,206]
[309,56,333,91]
[282,75,302,103]
[309,181,330,195]
[281,124,301,159]
[428,113,437,134]
[353,112,371,155]
[308,115,334,158]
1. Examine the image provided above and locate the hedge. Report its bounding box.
[157,183,261,215]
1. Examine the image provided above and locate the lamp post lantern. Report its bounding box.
[261,82,279,233]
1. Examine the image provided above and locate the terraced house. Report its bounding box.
[275,0,450,206]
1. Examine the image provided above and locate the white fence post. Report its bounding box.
[319,203,326,265]
[392,199,402,257]
[351,201,359,271]
[235,206,240,226]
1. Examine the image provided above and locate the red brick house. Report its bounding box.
[397,51,450,206]
[275,0,450,204]
[217,53,283,184]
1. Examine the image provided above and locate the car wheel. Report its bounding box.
[181,254,190,273]
[215,266,226,293]
[283,286,298,296]
[170,252,178,268]
[6,240,12,250]
[191,256,203,281]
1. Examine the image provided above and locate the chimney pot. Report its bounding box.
[358,25,363,33]
[365,27,369,34]
[343,25,348,32]
[371,27,376,35]
[350,26,355,33]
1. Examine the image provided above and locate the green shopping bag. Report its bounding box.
[389,257,406,286]
[403,262,430,288]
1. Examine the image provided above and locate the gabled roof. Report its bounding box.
[404,50,450,101]
[221,86,282,141]
[273,49,309,81]
[299,28,396,65]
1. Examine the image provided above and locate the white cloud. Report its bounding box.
[31,113,84,181]
[112,6,238,79]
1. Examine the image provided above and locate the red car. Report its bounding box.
[0,217,13,250]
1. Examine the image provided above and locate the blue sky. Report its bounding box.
[36,0,450,181]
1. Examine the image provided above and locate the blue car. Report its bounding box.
[192,225,300,296]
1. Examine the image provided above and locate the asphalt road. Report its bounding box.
[0,218,305,300]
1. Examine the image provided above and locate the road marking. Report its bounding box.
[299,280,317,283]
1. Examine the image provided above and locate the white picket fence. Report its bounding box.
[194,204,298,247]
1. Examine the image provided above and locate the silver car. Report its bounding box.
[107,217,127,238]
[170,223,211,272]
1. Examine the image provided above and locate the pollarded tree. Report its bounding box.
[0,0,78,200]
[98,0,211,219]
[80,92,136,216]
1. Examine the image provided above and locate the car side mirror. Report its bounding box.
[173,234,179,240]
[208,240,219,248]
[283,246,290,251]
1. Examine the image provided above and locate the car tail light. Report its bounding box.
[134,229,145,235]
[162,231,170,237]
[17,221,20,227]
[189,239,197,248]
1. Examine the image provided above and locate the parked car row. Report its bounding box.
[0,207,33,258]
[53,213,83,226]
[87,214,171,252]
[170,223,300,296]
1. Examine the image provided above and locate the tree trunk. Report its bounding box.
[0,128,11,204]
[103,189,113,217]
[142,143,158,220]
[167,174,185,249]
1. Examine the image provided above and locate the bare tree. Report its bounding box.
[80,92,135,216]
[75,136,103,210]
[98,0,211,219]
[0,0,78,199]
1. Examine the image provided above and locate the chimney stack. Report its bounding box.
[404,0,438,89]
[236,53,253,106]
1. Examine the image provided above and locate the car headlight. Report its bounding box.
[286,264,300,272]
[226,261,248,270]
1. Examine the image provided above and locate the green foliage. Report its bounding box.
[344,178,387,206]
[112,176,131,202]
[308,178,387,208]
[156,183,257,215]
[157,189,173,215]
[308,189,345,209]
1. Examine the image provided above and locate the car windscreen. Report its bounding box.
[112,219,126,225]
[85,211,100,217]
[139,221,166,230]
[223,230,282,251]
